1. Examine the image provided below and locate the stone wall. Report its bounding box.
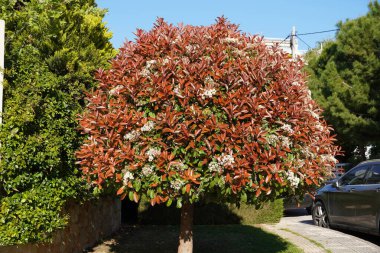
[0,197,121,253]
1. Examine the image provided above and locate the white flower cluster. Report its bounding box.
[266,134,292,148]
[140,68,151,78]
[301,147,316,159]
[146,147,161,162]
[204,76,216,86]
[308,109,319,119]
[222,37,240,44]
[185,44,199,54]
[306,89,312,98]
[280,124,294,134]
[266,134,279,146]
[200,88,217,99]
[314,123,324,131]
[181,57,190,65]
[146,60,157,69]
[109,85,124,96]
[171,162,187,172]
[208,161,223,173]
[162,57,171,65]
[232,48,246,57]
[171,36,181,44]
[140,59,157,78]
[142,165,154,176]
[292,81,301,87]
[203,34,212,40]
[321,154,338,164]
[217,153,235,167]
[246,43,254,48]
[141,121,155,132]
[280,136,291,149]
[124,130,141,142]
[123,171,134,185]
[209,153,235,173]
[285,171,300,188]
[124,119,156,142]
[170,179,185,191]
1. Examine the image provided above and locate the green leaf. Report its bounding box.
[128,191,134,201]
[176,199,182,209]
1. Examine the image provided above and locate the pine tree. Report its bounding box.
[306,1,380,162]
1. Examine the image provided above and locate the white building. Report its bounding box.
[263,27,307,58]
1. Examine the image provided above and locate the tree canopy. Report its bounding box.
[305,1,380,162]
[78,17,339,208]
[0,0,115,244]
[77,17,339,252]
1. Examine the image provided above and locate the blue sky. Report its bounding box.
[96,0,371,51]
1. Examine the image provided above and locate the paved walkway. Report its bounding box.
[261,209,380,253]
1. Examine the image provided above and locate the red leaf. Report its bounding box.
[116,186,125,195]
[255,189,261,197]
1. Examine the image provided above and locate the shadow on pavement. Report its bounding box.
[331,227,380,246]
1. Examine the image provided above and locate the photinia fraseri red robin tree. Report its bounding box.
[76,18,340,253]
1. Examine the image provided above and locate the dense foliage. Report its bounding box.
[0,0,115,245]
[77,18,339,209]
[305,1,380,162]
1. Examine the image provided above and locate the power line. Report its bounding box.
[278,34,290,45]
[295,35,311,49]
[296,29,340,36]
[278,28,339,47]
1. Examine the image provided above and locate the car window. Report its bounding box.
[339,166,368,186]
[365,165,380,184]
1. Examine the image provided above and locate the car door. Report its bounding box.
[329,165,369,226]
[355,163,380,231]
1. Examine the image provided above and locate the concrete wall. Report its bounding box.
[0,197,121,253]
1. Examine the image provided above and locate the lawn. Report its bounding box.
[88,225,303,253]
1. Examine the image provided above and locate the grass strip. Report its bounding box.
[280,228,332,253]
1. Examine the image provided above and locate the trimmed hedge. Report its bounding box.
[137,198,283,225]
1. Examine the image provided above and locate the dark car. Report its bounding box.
[312,159,380,235]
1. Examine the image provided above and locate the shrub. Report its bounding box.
[0,0,115,245]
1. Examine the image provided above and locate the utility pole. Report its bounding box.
[290,26,297,59]
[0,20,4,125]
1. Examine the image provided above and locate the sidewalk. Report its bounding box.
[261,209,380,253]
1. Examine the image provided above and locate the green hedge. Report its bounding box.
[0,177,92,245]
[0,0,114,245]
[137,198,283,225]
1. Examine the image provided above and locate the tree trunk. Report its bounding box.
[177,202,194,253]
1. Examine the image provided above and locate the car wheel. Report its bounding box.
[312,201,330,228]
